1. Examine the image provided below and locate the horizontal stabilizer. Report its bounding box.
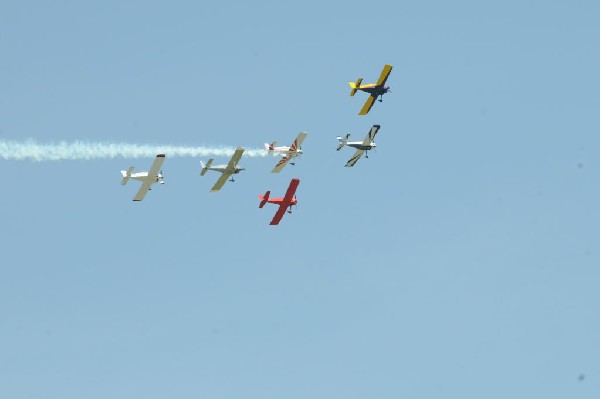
[200,159,213,176]
[336,134,350,151]
[264,141,277,151]
[258,191,270,208]
[349,78,363,96]
[120,166,134,185]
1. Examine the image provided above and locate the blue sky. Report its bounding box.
[1,1,599,398]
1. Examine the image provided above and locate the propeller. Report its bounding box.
[288,195,298,214]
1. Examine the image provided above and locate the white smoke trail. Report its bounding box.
[0,139,269,161]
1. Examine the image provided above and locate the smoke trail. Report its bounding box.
[0,139,268,161]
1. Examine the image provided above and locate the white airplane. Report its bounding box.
[264,131,308,173]
[200,147,245,192]
[120,154,165,201]
[336,124,380,167]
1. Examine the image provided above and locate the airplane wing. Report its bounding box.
[148,154,166,178]
[133,181,152,201]
[210,172,231,192]
[358,95,376,115]
[289,132,308,151]
[270,204,288,225]
[282,178,300,203]
[225,147,244,173]
[375,64,393,86]
[345,149,365,167]
[271,155,292,173]
[361,124,380,146]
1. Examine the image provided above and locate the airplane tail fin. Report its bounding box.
[336,134,350,151]
[258,191,271,208]
[120,167,134,185]
[200,159,213,176]
[349,78,363,96]
[264,141,277,151]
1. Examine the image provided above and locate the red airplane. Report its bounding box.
[258,178,300,225]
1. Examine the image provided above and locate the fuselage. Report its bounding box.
[359,84,390,96]
[264,197,298,206]
[208,165,244,174]
[347,142,376,151]
[130,172,164,184]
[270,147,302,157]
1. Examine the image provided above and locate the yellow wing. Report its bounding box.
[358,95,376,115]
[376,64,393,86]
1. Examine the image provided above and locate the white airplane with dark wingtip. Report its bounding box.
[120,154,165,201]
[200,147,245,192]
[336,125,380,167]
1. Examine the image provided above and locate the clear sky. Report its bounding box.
[1,1,599,398]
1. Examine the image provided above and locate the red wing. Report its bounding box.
[282,178,300,204]
[270,204,288,225]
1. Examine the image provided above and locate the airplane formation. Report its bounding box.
[121,64,393,225]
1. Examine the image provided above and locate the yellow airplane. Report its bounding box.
[349,64,393,115]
